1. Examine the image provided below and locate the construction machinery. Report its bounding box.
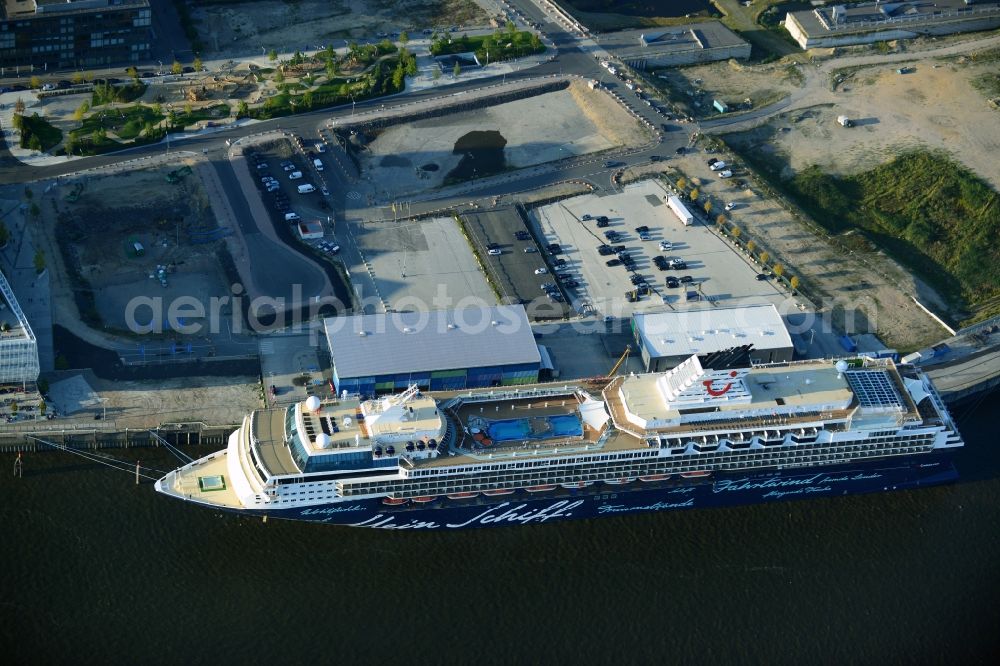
[608,345,631,377]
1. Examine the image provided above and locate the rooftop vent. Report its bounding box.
[358,331,367,336]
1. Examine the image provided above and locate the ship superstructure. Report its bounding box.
[156,348,964,528]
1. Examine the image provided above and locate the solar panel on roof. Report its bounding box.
[844,370,904,409]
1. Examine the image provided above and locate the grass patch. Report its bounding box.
[14,113,62,151]
[430,29,544,61]
[75,105,163,140]
[739,146,1000,310]
[971,71,1000,99]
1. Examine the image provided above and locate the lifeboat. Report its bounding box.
[411,496,436,503]
[680,470,711,478]
[447,491,479,500]
[482,488,515,496]
[525,484,557,493]
[382,497,407,506]
[639,474,672,482]
[560,481,591,489]
[604,477,634,485]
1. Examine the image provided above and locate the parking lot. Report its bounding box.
[346,216,496,311]
[528,180,788,320]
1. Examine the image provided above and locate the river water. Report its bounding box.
[2,391,998,663]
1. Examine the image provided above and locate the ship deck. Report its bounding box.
[161,451,244,509]
[252,408,300,476]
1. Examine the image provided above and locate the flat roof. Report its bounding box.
[599,21,749,57]
[324,305,541,379]
[788,0,999,36]
[633,304,793,359]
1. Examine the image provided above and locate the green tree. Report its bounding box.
[126,66,139,81]
[746,240,755,254]
[73,101,90,121]
[326,59,337,79]
[731,226,741,239]
[39,400,47,416]
[506,20,516,34]
[64,134,77,155]
[171,60,183,75]
[689,188,699,201]
[268,49,278,62]
[405,55,418,77]
[184,102,193,115]
[676,177,686,190]
[759,251,769,265]
[29,202,40,220]
[10,114,24,131]
[236,100,249,118]
[432,66,441,80]
[392,66,405,90]
[30,75,41,89]
[10,402,17,416]
[0,220,9,247]
[703,200,712,215]
[301,90,314,109]
[193,56,203,72]
[399,30,409,46]
[152,102,162,116]
[773,264,785,278]
[790,276,800,291]
[453,61,462,78]
[274,68,285,84]
[27,135,41,151]
[72,71,84,85]
[14,97,26,114]
[33,249,45,275]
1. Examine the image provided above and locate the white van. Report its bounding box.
[313,158,324,171]
[718,170,733,178]
[284,212,301,222]
[710,161,727,171]
[288,171,303,180]
[297,184,316,194]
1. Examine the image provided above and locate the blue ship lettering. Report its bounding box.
[598,498,695,514]
[299,505,365,516]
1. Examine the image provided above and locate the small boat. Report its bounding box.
[560,481,591,489]
[411,496,436,503]
[604,477,634,485]
[680,470,711,478]
[382,497,407,506]
[447,491,479,500]
[525,484,557,493]
[639,474,671,482]
[482,488,515,496]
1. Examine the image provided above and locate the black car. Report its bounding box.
[629,274,644,285]
[650,155,662,162]
[547,244,561,254]
[563,280,579,288]
[612,245,626,253]
[140,71,155,78]
[707,157,718,166]
[596,215,610,224]
[606,258,622,267]
[557,273,572,280]
[755,273,769,281]
[553,258,567,266]
[672,261,688,270]
[57,80,71,89]
[487,242,500,250]
[604,161,624,168]
[634,225,649,234]
[515,231,530,240]
[679,275,693,283]
[597,244,613,256]
[603,230,618,240]
[596,219,610,228]
[675,147,685,154]
[182,66,195,73]
[665,276,679,288]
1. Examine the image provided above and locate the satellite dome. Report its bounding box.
[305,396,321,412]
[315,433,332,449]
[835,360,849,374]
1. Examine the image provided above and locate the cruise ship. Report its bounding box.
[155,347,964,529]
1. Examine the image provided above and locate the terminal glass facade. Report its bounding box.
[334,362,540,396]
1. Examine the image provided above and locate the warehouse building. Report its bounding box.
[323,304,541,395]
[599,22,750,69]
[1,0,152,69]
[632,304,793,373]
[784,0,1000,49]
[0,268,40,386]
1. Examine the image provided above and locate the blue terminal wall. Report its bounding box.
[334,362,539,396]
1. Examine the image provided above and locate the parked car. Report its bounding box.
[606,258,622,267]
[534,267,548,274]
[523,247,538,253]
[679,275,693,283]
[665,276,679,288]
[718,170,733,178]
[707,157,718,166]
[581,214,593,221]
[597,245,613,256]
[488,248,502,256]
[321,186,330,197]
[634,225,649,234]
[658,240,673,251]
[288,171,303,180]
[725,202,736,211]
[639,231,651,241]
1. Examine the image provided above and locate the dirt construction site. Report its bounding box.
[37,158,232,334]
[360,82,649,200]
[654,36,1000,351]
[193,0,489,56]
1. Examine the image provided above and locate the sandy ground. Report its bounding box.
[361,83,645,199]
[651,59,800,119]
[667,147,949,351]
[92,375,263,428]
[193,0,489,57]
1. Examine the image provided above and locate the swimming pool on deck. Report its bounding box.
[486,414,583,442]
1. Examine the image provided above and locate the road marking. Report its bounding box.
[259,341,274,355]
[346,191,362,200]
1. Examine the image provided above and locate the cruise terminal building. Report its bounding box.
[323,305,541,396]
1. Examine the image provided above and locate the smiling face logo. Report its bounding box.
[703,370,739,397]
